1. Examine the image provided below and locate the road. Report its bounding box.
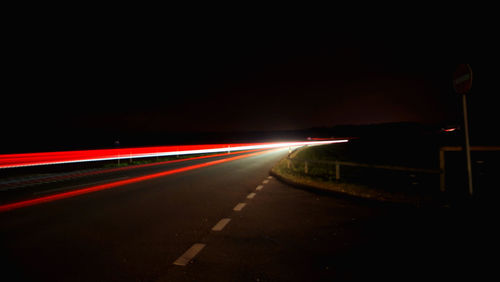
[0,148,493,281]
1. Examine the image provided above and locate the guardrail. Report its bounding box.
[286,157,441,178]
[285,146,500,195]
[285,157,441,191]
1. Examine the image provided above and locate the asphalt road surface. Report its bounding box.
[0,148,493,281]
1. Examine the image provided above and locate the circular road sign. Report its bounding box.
[453,64,473,94]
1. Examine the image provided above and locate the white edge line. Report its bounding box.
[32,176,130,195]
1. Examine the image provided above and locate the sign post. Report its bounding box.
[453,64,473,196]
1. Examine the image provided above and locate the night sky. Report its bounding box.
[2,17,496,152]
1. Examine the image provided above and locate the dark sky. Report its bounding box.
[2,16,496,151]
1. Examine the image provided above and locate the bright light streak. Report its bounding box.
[0,149,277,212]
[0,149,265,189]
[0,140,347,169]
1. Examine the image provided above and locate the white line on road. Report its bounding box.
[262,179,269,184]
[32,177,130,195]
[212,218,231,231]
[173,243,206,266]
[247,192,256,199]
[267,176,273,179]
[256,185,264,191]
[233,203,246,211]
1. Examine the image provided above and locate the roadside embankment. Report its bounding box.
[271,144,444,206]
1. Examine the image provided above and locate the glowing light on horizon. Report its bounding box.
[0,140,348,169]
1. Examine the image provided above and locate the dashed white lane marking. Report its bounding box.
[247,192,256,199]
[267,176,273,179]
[212,218,231,231]
[262,179,269,184]
[233,203,246,211]
[173,243,206,266]
[256,185,264,191]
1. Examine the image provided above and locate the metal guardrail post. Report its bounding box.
[335,161,340,180]
[439,149,446,192]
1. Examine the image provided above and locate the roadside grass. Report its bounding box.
[272,142,442,205]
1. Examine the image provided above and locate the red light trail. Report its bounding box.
[0,149,264,190]
[0,140,347,169]
[0,140,349,212]
[0,149,277,212]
